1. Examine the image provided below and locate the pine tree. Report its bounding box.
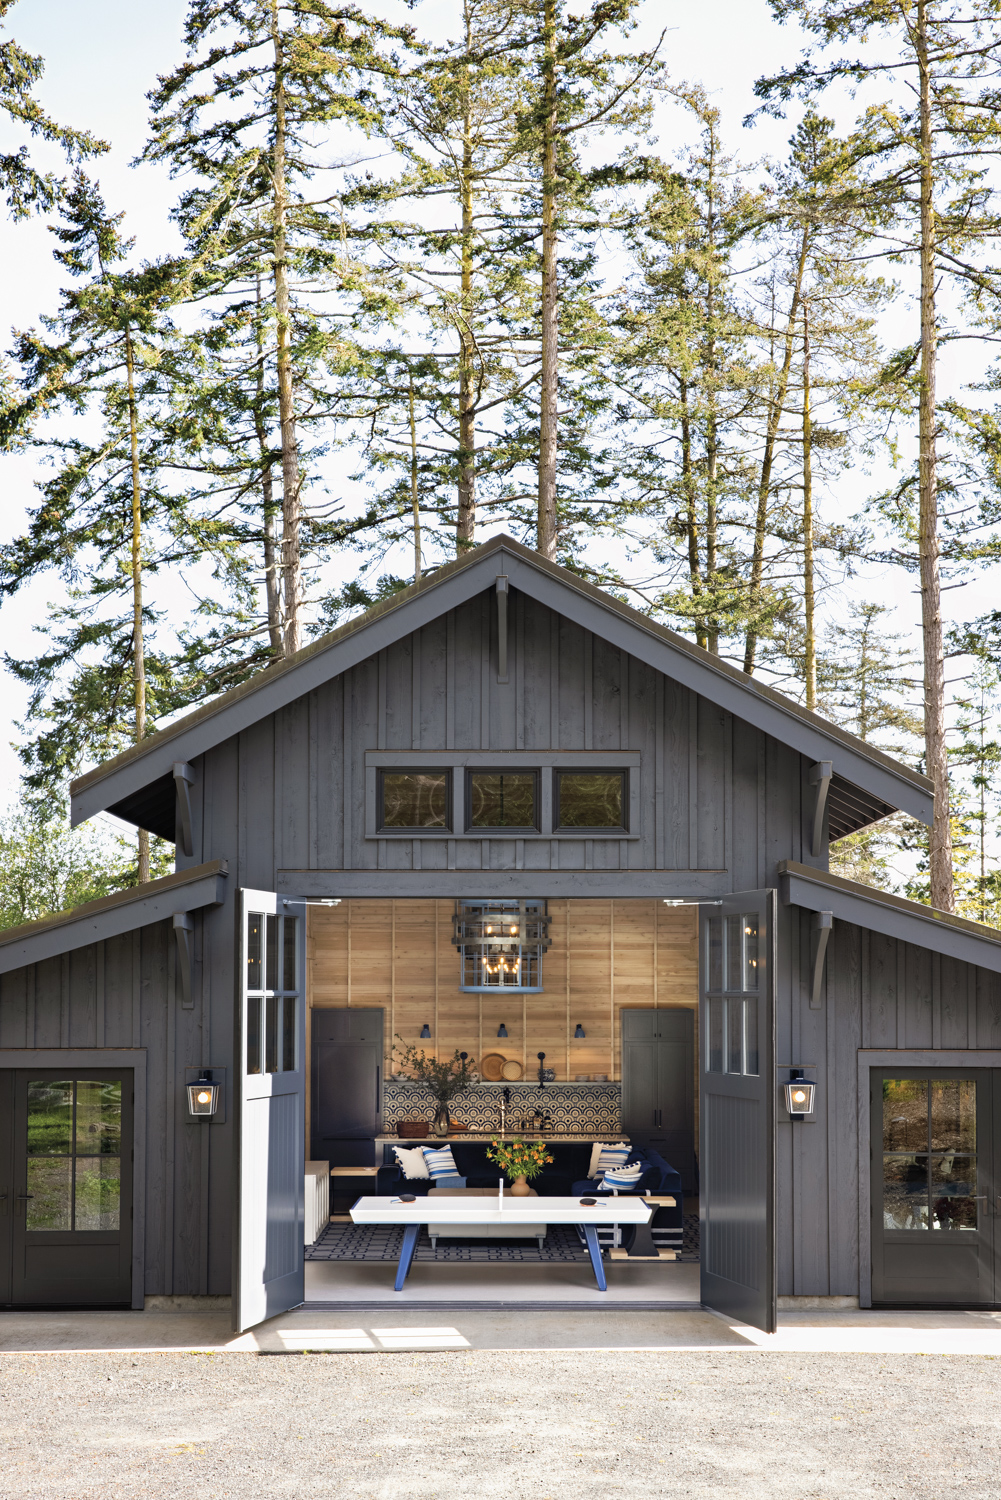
[755,0,1001,910]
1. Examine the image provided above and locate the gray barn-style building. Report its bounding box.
[1,534,999,1331]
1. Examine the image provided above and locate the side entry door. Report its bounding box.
[699,890,777,1333]
[234,890,307,1333]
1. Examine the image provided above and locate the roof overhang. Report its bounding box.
[0,860,228,975]
[70,536,934,836]
[779,860,1001,974]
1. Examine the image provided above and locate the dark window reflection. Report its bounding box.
[468,771,537,829]
[882,1077,978,1232]
[381,772,450,829]
[555,771,625,828]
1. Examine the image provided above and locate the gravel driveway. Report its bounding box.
[1,1348,997,1499]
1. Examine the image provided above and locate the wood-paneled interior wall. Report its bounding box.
[308,898,698,1079]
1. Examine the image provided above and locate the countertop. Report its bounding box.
[375,1131,628,1144]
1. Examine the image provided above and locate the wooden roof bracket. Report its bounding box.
[496,574,509,683]
[810,910,833,1009]
[808,760,833,857]
[172,911,195,1009]
[173,761,196,856]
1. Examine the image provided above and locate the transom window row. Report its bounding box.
[379,768,628,833]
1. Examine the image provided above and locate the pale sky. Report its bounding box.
[0,0,995,811]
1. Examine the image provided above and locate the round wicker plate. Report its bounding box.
[501,1058,524,1080]
[479,1052,506,1081]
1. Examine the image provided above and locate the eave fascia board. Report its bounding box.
[778,860,1001,975]
[69,534,933,829]
[503,556,934,825]
[0,859,229,975]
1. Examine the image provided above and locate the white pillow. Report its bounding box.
[589,1142,629,1178]
[393,1144,429,1179]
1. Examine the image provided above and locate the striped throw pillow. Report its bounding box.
[422,1145,460,1180]
[601,1162,644,1191]
[590,1143,631,1178]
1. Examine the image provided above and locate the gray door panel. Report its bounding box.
[699,890,776,1334]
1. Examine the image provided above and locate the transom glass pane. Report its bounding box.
[381,771,450,829]
[468,772,537,829]
[555,771,625,828]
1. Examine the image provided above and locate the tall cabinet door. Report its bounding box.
[234,890,307,1334]
[0,1071,12,1302]
[310,1008,384,1164]
[699,890,777,1334]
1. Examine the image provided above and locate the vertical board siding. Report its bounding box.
[0,916,226,1298]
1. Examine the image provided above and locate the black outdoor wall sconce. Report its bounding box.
[187,1071,220,1119]
[783,1069,817,1122]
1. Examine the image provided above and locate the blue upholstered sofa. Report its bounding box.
[377,1140,684,1255]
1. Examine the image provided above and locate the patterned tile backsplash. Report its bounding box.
[382,1081,622,1136]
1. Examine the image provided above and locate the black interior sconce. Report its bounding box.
[187,1071,220,1119]
[574,1023,586,1039]
[537,1051,547,1087]
[420,1023,431,1039]
[783,1069,816,1121]
[497,1023,508,1038]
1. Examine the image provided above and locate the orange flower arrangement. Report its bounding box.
[486,1138,554,1183]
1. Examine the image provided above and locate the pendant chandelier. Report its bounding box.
[452,899,552,993]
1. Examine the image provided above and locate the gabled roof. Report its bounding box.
[0,860,228,975]
[70,535,933,837]
[779,861,1001,974]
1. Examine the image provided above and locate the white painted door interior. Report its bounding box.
[234,890,307,1333]
[699,890,777,1334]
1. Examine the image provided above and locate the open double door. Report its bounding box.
[233,886,779,1335]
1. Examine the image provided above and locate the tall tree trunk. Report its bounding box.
[271,1,302,657]
[680,377,706,650]
[409,372,422,582]
[743,226,810,675]
[917,0,954,912]
[125,325,149,884]
[457,18,476,551]
[537,0,558,560]
[802,299,817,712]
[255,273,282,655]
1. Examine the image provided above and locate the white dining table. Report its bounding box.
[349,1193,653,1290]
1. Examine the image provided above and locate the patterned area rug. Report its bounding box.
[306,1223,591,1263]
[681,1212,700,1262]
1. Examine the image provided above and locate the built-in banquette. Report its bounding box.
[1,534,1000,1331]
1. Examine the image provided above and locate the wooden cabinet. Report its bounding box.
[310,1008,384,1167]
[621,1008,696,1192]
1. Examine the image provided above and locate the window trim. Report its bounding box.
[376,767,453,834]
[464,767,540,834]
[553,767,629,833]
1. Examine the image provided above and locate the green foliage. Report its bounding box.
[393,1038,479,1104]
[0,803,172,932]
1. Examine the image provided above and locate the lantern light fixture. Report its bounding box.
[187,1071,220,1118]
[783,1069,816,1121]
[453,899,551,992]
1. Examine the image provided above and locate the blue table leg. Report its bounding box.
[582,1224,607,1291]
[394,1223,421,1291]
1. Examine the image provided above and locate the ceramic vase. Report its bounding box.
[510,1175,531,1196]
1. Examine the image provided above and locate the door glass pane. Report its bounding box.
[929,1079,976,1151]
[283,916,298,991]
[282,996,297,1072]
[706,918,722,991]
[742,915,759,991]
[266,914,279,991]
[26,1080,73,1155]
[75,1080,121,1156]
[247,996,262,1075]
[931,1154,977,1231]
[247,913,263,990]
[725,915,742,990]
[743,995,759,1075]
[727,998,742,1074]
[266,995,279,1075]
[26,1157,72,1230]
[883,1079,927,1151]
[74,1157,121,1230]
[707,997,723,1073]
[883,1153,929,1229]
